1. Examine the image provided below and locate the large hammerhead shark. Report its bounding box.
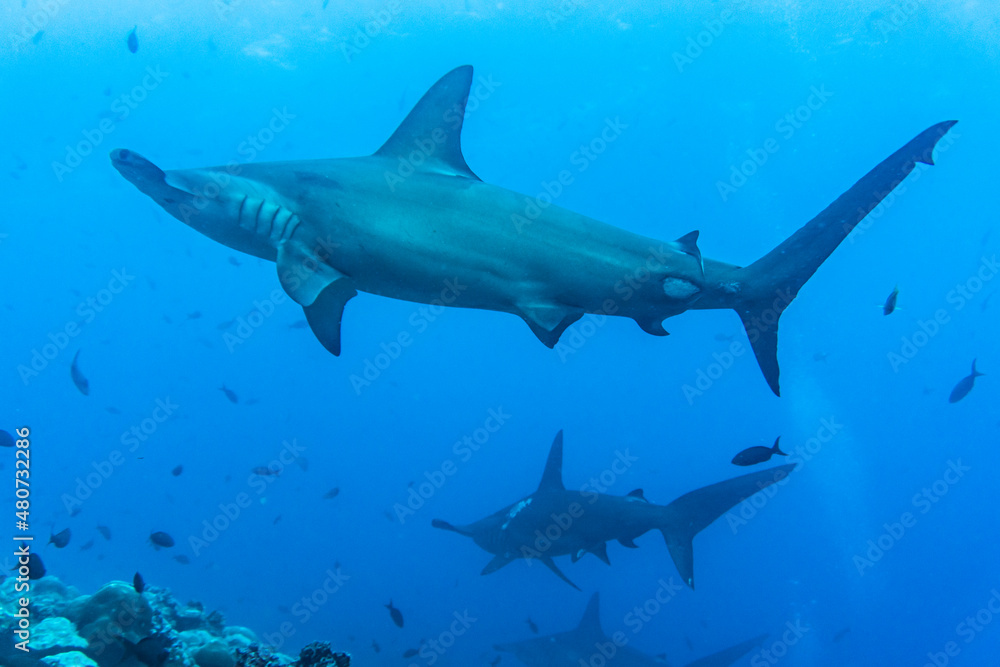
[111,65,957,394]
[494,592,765,667]
[432,431,795,589]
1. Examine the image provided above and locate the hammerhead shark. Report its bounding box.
[110,65,956,394]
[432,431,795,589]
[494,592,765,667]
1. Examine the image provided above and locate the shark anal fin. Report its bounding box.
[303,280,357,356]
[538,555,580,591]
[375,66,481,180]
[481,554,513,576]
[618,537,639,549]
[519,303,583,348]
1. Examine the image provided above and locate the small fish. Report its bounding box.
[322,0,330,8]
[490,656,501,666]
[187,311,202,320]
[97,525,112,540]
[122,634,172,667]
[385,600,404,628]
[982,291,995,312]
[127,26,138,53]
[403,649,419,658]
[219,385,239,403]
[228,256,242,266]
[12,553,46,579]
[133,572,145,594]
[288,319,309,329]
[324,487,340,500]
[69,505,82,518]
[813,352,829,362]
[149,531,175,548]
[295,457,310,472]
[71,350,90,395]
[0,430,15,447]
[883,286,899,315]
[79,539,95,551]
[273,515,282,524]
[731,437,786,466]
[252,466,280,477]
[49,528,71,548]
[106,406,122,414]
[217,319,235,330]
[31,30,45,44]
[684,634,694,650]
[174,555,191,565]
[526,618,538,634]
[371,640,380,653]
[832,626,851,643]
[171,465,184,476]
[949,359,984,403]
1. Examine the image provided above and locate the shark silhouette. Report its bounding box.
[432,431,795,589]
[494,592,765,667]
[110,66,956,395]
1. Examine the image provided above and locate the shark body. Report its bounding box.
[111,66,957,394]
[495,592,765,667]
[432,431,796,589]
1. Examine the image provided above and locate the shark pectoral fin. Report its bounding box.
[539,555,580,590]
[618,537,639,549]
[376,66,481,180]
[304,280,357,356]
[518,303,583,348]
[276,240,347,307]
[682,634,767,667]
[481,554,514,575]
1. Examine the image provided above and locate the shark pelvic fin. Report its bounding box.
[518,303,583,347]
[304,280,357,356]
[537,430,565,492]
[376,65,481,180]
[539,555,580,590]
[481,553,513,575]
[589,542,610,565]
[626,488,647,501]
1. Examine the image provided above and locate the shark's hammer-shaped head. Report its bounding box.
[110,148,285,261]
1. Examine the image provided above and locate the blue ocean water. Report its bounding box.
[2,1,999,665]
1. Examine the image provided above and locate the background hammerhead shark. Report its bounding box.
[111,65,956,395]
[432,431,795,589]
[494,592,765,667]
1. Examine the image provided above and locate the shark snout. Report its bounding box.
[110,148,167,192]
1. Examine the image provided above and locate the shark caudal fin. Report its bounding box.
[661,464,796,588]
[726,121,957,395]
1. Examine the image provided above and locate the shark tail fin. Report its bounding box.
[660,464,796,589]
[725,121,957,396]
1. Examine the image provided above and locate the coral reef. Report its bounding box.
[0,576,348,667]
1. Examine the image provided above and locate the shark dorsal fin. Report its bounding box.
[537,430,565,492]
[375,66,480,181]
[576,592,603,636]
